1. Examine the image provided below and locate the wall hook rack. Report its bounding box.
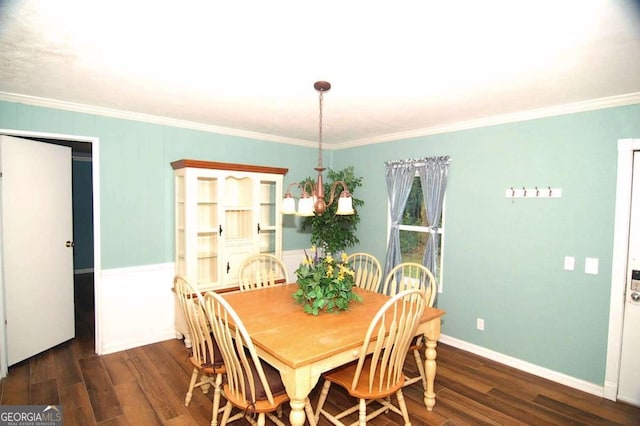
[505,186,562,198]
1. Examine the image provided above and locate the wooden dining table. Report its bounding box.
[221,284,445,426]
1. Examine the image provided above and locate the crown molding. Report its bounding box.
[0,91,317,149]
[336,92,640,149]
[2,91,638,151]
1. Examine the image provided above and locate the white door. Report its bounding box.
[618,150,640,406]
[0,135,75,366]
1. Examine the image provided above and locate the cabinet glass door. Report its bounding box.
[175,174,186,276]
[258,178,277,254]
[222,175,254,286]
[197,176,219,286]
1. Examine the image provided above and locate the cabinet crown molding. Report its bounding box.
[171,159,288,175]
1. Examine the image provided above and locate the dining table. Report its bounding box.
[221,284,446,426]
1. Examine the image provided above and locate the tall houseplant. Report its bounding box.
[301,166,363,254]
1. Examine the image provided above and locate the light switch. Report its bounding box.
[585,257,599,275]
[564,256,575,271]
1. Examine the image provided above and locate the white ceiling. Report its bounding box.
[1,0,639,148]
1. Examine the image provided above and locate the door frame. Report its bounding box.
[605,138,640,400]
[0,129,101,377]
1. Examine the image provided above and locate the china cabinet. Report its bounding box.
[171,159,287,345]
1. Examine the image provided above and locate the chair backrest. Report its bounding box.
[174,276,220,367]
[347,252,382,292]
[202,290,282,405]
[238,253,289,291]
[351,288,426,392]
[381,262,436,307]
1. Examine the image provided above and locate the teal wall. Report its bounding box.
[2,99,639,387]
[332,104,640,385]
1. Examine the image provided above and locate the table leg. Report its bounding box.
[423,318,441,411]
[289,398,307,426]
[279,366,320,426]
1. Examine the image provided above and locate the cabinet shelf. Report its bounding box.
[197,252,218,259]
[197,228,219,234]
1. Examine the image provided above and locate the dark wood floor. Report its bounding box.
[1,273,639,425]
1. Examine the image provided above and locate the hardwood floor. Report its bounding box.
[1,273,638,425]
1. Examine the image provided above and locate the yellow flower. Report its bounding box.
[325,254,334,264]
[341,252,348,262]
[337,264,353,281]
[326,265,334,278]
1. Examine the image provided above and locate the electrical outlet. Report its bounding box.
[564,256,575,271]
[476,318,485,331]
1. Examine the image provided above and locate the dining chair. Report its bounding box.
[314,288,427,425]
[346,252,382,292]
[238,253,289,291]
[202,290,316,426]
[381,262,436,397]
[174,276,226,426]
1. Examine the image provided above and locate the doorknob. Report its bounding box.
[65,241,75,248]
[631,292,640,302]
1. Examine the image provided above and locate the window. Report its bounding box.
[394,174,445,291]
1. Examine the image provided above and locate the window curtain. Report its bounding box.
[383,159,417,278]
[418,156,451,281]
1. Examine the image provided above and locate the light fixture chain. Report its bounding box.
[317,90,324,169]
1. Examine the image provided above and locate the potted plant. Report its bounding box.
[292,247,362,315]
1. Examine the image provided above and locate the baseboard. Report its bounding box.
[439,334,604,398]
[100,331,177,355]
[603,380,618,401]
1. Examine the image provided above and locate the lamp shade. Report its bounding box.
[297,196,315,216]
[336,193,354,215]
[282,196,296,214]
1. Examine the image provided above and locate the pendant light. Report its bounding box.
[282,81,354,216]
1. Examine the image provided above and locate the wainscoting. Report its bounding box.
[98,262,176,355]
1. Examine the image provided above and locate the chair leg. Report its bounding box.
[211,373,223,426]
[185,367,199,406]
[201,375,212,395]
[266,411,287,426]
[257,413,265,426]
[395,389,412,426]
[220,402,233,426]
[314,380,331,423]
[304,398,317,426]
[359,398,367,426]
[413,348,428,392]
